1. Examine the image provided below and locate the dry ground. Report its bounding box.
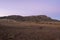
[0,19,60,40]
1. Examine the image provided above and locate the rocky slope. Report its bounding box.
[0,15,59,22]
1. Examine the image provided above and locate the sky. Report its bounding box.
[0,0,60,20]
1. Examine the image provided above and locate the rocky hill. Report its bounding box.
[0,15,59,22]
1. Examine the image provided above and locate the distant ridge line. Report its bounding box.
[0,15,60,22]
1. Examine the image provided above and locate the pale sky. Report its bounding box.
[0,0,60,20]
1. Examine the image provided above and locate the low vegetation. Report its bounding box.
[0,15,60,40]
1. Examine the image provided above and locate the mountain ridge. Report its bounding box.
[0,15,59,22]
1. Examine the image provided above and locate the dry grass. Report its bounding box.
[0,19,60,28]
[0,19,60,40]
